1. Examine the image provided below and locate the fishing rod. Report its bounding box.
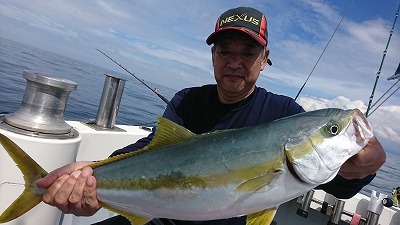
[294,0,355,101]
[365,2,400,117]
[367,63,400,116]
[96,48,170,104]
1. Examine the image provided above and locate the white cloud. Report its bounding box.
[0,0,398,149]
[367,105,400,144]
[297,96,400,149]
[96,1,132,19]
[297,96,367,111]
[265,0,400,106]
[0,3,78,38]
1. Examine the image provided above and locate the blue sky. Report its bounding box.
[0,0,399,152]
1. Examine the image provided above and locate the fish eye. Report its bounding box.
[327,124,339,135]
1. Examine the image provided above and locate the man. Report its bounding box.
[36,6,386,225]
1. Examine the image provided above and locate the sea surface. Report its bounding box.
[0,36,398,200]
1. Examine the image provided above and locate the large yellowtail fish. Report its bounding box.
[0,108,373,225]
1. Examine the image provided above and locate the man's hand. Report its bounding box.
[339,136,386,180]
[36,161,101,216]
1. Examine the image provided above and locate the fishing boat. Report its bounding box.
[1,1,400,223]
[0,70,399,225]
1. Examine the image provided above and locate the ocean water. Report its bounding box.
[0,36,176,126]
[0,36,398,200]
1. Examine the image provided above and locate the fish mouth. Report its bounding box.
[352,109,374,143]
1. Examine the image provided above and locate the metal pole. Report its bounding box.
[296,190,315,218]
[95,74,126,129]
[327,199,345,225]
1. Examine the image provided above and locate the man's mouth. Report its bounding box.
[223,74,244,80]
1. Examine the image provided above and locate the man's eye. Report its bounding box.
[243,52,258,58]
[217,51,231,57]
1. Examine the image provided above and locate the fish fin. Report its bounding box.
[0,133,48,223]
[145,117,196,149]
[100,203,152,225]
[234,173,279,192]
[394,189,399,206]
[246,208,277,225]
[0,187,43,223]
[90,117,196,169]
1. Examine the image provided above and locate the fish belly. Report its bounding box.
[96,165,314,221]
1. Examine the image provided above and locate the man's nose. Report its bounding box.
[226,53,243,69]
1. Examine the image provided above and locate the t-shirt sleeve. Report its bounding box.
[316,174,375,199]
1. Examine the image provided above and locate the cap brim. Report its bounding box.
[206,27,266,46]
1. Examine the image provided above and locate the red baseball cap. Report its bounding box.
[206,7,268,47]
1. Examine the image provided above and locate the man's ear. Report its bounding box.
[211,46,216,67]
[260,48,270,71]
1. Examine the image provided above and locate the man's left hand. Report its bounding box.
[339,136,386,179]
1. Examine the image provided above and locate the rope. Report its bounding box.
[350,213,361,225]
[294,0,356,101]
[368,82,400,116]
[369,79,400,109]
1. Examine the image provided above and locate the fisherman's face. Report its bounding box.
[212,31,269,103]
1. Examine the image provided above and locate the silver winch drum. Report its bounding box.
[4,70,78,134]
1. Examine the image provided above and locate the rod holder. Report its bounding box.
[94,74,126,129]
[366,212,380,225]
[297,190,314,218]
[327,199,345,225]
[321,193,335,215]
[365,190,387,225]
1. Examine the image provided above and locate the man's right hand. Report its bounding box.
[35,161,101,216]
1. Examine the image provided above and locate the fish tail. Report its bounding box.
[0,133,48,223]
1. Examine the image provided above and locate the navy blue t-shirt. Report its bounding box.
[107,85,374,225]
[113,85,304,155]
